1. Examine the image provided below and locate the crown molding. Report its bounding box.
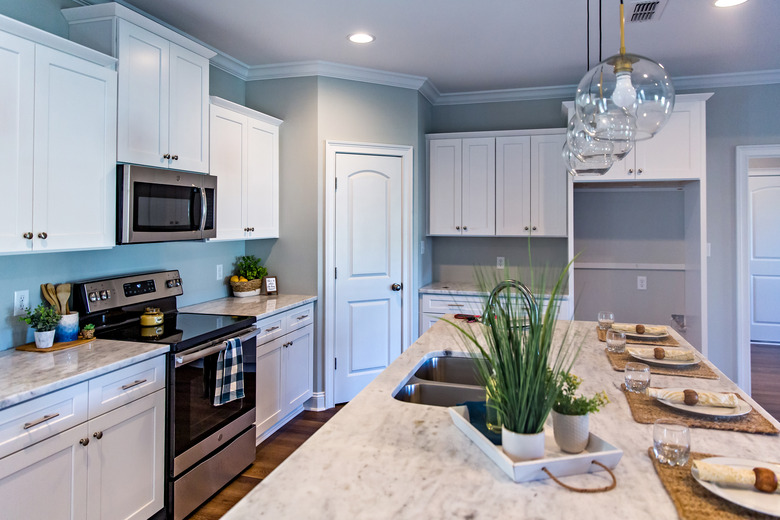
[673,69,780,91]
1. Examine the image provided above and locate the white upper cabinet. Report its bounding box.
[566,95,709,182]
[495,136,530,235]
[529,134,567,236]
[210,97,282,241]
[64,3,215,173]
[429,138,495,236]
[0,20,117,255]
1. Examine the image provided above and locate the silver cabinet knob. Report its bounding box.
[172,155,179,161]
[637,168,643,175]
[163,154,171,159]
[463,226,468,231]
[22,232,33,240]
[249,227,254,232]
[628,169,634,174]
[455,226,460,231]
[524,226,529,231]
[37,232,47,239]
[79,438,89,446]
[93,431,103,440]
[532,226,537,231]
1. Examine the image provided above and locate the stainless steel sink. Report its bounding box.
[393,354,486,407]
[394,383,485,407]
[414,356,482,386]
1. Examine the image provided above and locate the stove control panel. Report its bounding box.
[73,270,183,314]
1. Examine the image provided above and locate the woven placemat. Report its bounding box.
[648,448,777,519]
[621,386,778,434]
[605,349,719,380]
[596,326,681,346]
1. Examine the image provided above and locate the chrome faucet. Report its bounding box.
[484,280,538,321]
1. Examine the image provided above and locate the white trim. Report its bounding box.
[426,128,566,140]
[735,144,780,393]
[324,141,414,409]
[574,262,686,271]
[209,96,283,126]
[434,84,578,105]
[304,392,327,411]
[674,70,780,91]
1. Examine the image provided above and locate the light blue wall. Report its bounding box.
[0,0,78,38]
[210,66,246,105]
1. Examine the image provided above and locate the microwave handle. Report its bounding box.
[199,186,207,233]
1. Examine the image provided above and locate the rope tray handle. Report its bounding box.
[541,460,617,493]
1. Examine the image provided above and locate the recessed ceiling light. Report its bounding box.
[714,0,748,7]
[348,33,375,44]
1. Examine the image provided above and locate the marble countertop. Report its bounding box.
[223,319,780,519]
[0,340,169,410]
[181,294,317,319]
[421,281,564,299]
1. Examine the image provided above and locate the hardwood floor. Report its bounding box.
[188,406,343,520]
[751,343,780,420]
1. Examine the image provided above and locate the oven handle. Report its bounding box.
[174,326,261,367]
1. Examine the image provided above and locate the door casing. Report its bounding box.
[324,141,414,409]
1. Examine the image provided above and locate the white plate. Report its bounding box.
[692,457,780,516]
[656,389,752,418]
[613,324,669,338]
[628,349,700,367]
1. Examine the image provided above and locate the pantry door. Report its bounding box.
[749,174,780,343]
[327,143,412,405]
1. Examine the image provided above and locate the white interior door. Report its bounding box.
[749,174,780,343]
[334,152,403,403]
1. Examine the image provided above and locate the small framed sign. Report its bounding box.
[264,276,278,295]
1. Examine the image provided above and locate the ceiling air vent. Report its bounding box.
[627,0,668,22]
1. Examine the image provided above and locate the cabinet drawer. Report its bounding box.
[255,313,286,345]
[285,303,313,333]
[421,294,484,316]
[0,382,88,460]
[88,356,165,418]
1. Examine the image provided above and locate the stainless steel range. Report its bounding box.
[73,270,259,520]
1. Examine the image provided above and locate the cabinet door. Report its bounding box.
[530,134,567,236]
[168,42,209,173]
[0,32,34,253]
[117,20,169,168]
[282,324,313,415]
[0,423,89,520]
[210,105,248,241]
[33,45,117,252]
[256,340,283,435]
[428,139,462,235]
[246,117,280,238]
[634,100,704,180]
[496,136,531,236]
[86,390,165,520]
[461,138,495,235]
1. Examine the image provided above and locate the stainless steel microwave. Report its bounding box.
[117,164,217,244]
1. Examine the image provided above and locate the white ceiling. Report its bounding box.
[115,0,780,95]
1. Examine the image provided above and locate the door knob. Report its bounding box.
[37,232,47,239]
[391,283,402,291]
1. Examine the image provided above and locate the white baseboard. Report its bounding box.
[304,392,327,411]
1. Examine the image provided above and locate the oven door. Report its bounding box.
[118,164,217,244]
[169,326,259,478]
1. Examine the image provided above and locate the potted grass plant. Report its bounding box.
[19,303,62,349]
[451,258,580,461]
[552,373,609,453]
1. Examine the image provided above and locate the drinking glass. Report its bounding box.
[653,420,690,466]
[606,329,626,353]
[597,311,615,330]
[624,362,650,393]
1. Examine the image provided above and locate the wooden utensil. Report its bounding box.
[56,284,71,316]
[45,283,59,313]
[40,284,58,309]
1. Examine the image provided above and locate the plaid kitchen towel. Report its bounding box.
[213,337,245,406]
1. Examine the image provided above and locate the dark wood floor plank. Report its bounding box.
[187,405,343,519]
[751,343,780,420]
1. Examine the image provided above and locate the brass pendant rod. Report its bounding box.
[619,0,626,56]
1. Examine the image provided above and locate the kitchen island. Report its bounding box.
[223,319,779,519]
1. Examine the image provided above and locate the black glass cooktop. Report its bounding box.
[98,312,255,351]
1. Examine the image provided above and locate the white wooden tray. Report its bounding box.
[449,405,623,483]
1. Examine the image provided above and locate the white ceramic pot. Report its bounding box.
[552,410,590,454]
[55,312,79,343]
[501,426,545,461]
[34,330,56,349]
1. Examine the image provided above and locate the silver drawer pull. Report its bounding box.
[296,315,309,320]
[121,379,147,391]
[265,326,280,332]
[447,304,464,307]
[23,413,60,430]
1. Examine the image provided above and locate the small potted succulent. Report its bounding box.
[19,303,62,349]
[81,323,96,340]
[229,255,268,297]
[551,372,609,453]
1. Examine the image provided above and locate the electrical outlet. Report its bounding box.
[637,276,647,291]
[497,257,505,269]
[216,264,223,281]
[14,290,29,316]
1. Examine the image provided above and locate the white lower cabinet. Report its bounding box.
[255,304,314,440]
[0,355,166,520]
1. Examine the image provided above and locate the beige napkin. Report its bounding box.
[647,387,739,407]
[628,347,695,361]
[694,460,780,493]
[612,323,668,335]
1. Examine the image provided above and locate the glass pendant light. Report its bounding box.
[562,143,614,177]
[575,0,675,142]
